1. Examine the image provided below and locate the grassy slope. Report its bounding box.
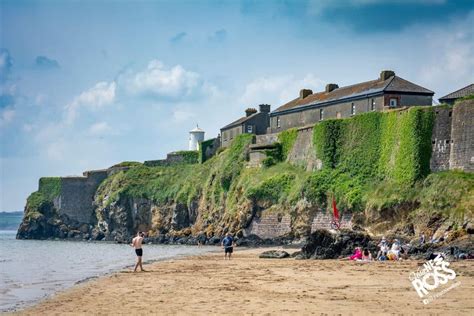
[24,106,473,237]
[94,109,472,237]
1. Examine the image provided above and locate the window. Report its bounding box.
[351,103,356,116]
[389,98,398,107]
[223,131,227,141]
[276,116,281,128]
[247,125,253,133]
[230,129,234,140]
[371,99,376,111]
[319,108,324,121]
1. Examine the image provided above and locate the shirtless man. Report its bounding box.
[131,232,146,272]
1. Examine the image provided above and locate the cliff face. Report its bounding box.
[17,103,474,243]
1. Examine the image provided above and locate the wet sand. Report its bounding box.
[15,248,474,315]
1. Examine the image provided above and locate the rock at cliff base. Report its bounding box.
[259,250,290,259]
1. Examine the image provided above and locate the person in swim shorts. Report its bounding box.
[221,233,235,260]
[131,231,146,272]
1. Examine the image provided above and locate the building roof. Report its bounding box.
[221,112,259,130]
[190,125,205,133]
[272,75,434,114]
[439,84,474,102]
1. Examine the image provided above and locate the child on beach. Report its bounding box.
[361,249,373,261]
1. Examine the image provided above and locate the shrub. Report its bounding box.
[277,128,298,160]
[246,173,295,203]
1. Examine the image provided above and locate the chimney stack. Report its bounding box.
[325,83,339,93]
[259,104,271,113]
[299,89,313,99]
[245,108,257,117]
[380,70,395,81]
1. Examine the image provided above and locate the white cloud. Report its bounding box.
[88,121,115,136]
[173,110,195,122]
[418,13,474,96]
[65,81,116,124]
[240,74,324,107]
[0,49,13,81]
[0,109,15,127]
[121,60,212,100]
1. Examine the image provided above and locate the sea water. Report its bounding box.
[0,230,215,312]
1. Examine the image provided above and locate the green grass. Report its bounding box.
[25,105,472,237]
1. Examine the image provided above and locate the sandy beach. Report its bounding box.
[14,248,474,315]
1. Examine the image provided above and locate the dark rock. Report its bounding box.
[236,234,263,247]
[91,229,105,241]
[259,250,290,259]
[291,251,302,258]
[301,229,374,259]
[208,236,221,245]
[171,203,190,230]
[177,237,188,244]
[79,224,89,233]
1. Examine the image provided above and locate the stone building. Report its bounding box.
[439,84,474,105]
[269,70,434,132]
[220,104,271,147]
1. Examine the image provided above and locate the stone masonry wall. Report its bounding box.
[255,133,279,146]
[243,212,291,239]
[450,100,474,172]
[287,126,321,171]
[58,170,108,224]
[430,107,452,172]
[310,212,353,232]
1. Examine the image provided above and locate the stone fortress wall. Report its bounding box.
[57,170,108,224]
[250,100,474,174]
[243,100,473,239]
[37,101,472,240]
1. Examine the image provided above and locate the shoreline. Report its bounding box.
[11,247,474,315]
[0,232,220,314]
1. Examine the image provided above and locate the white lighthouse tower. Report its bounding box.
[189,125,205,151]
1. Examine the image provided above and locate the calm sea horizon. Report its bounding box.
[0,230,216,312]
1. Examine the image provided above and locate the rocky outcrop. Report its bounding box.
[301,229,376,259]
[259,250,290,259]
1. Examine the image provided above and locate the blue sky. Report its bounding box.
[1,0,473,211]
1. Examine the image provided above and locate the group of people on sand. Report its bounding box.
[345,236,410,262]
[130,232,237,272]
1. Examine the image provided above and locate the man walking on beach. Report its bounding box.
[221,233,235,260]
[131,232,146,272]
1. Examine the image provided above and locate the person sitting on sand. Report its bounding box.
[349,247,362,260]
[361,249,373,261]
[387,239,401,260]
[131,232,146,272]
[377,237,389,260]
[221,233,235,260]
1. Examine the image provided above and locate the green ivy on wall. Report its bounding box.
[199,138,216,163]
[277,128,298,160]
[312,107,435,211]
[173,150,199,164]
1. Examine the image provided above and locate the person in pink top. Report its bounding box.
[340,246,363,260]
[349,247,363,260]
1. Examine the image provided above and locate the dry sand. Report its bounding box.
[14,247,474,315]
